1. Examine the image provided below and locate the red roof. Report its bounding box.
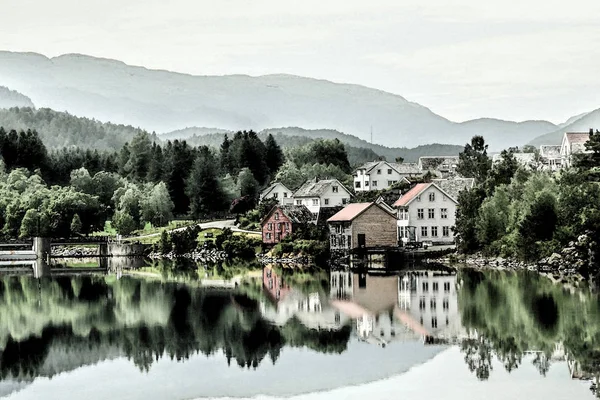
[393,183,431,207]
[566,132,590,144]
[327,203,373,222]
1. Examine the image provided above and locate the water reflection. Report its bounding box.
[0,265,598,398]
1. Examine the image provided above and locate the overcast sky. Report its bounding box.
[1,0,599,123]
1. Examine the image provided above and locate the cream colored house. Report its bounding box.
[394,182,460,245]
[560,131,591,168]
[292,178,352,220]
[259,182,294,205]
[353,161,418,192]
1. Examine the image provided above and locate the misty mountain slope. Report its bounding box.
[0,51,560,149]
[528,108,600,147]
[0,86,34,108]
[0,107,150,149]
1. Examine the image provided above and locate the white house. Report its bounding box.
[259,182,294,205]
[560,131,591,168]
[539,145,563,171]
[353,161,418,192]
[292,178,352,219]
[394,182,460,245]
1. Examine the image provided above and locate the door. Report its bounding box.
[358,234,366,248]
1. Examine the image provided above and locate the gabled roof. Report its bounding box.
[328,202,396,222]
[540,145,561,158]
[393,182,459,207]
[431,178,474,202]
[293,178,352,198]
[355,160,421,175]
[565,132,590,144]
[260,181,291,198]
[418,156,459,171]
[261,205,313,225]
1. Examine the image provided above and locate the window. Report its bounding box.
[296,200,302,205]
[441,208,448,219]
[274,212,279,220]
[428,209,435,219]
[277,223,282,231]
[422,282,429,292]
[342,198,349,204]
[417,209,424,219]
[275,233,280,241]
[267,223,273,230]
[332,186,339,193]
[365,181,369,187]
[273,192,279,199]
[286,222,290,231]
[377,169,381,174]
[355,182,361,188]
[443,298,449,310]
[283,192,288,198]
[432,282,439,292]
[421,226,428,237]
[430,299,436,310]
[387,169,392,174]
[444,282,451,292]
[431,317,438,329]
[443,226,450,237]
[372,181,378,187]
[419,297,426,310]
[431,226,438,237]
[266,233,272,240]
[388,180,397,186]
[324,198,330,205]
[429,192,435,202]
[312,199,319,206]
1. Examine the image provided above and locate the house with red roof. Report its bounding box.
[327,202,398,251]
[394,182,459,245]
[560,131,592,168]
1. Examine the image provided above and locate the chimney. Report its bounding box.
[590,128,594,134]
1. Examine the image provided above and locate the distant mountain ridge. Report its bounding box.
[0,51,566,150]
[528,108,600,147]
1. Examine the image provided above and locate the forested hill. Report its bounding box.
[0,86,34,109]
[169,127,463,164]
[0,107,152,149]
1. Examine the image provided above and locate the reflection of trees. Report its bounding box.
[458,269,600,388]
[0,275,351,380]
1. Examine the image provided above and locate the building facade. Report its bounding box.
[292,178,352,219]
[261,205,313,245]
[560,131,591,168]
[353,161,419,192]
[539,145,563,171]
[394,183,458,245]
[328,202,398,250]
[259,182,294,205]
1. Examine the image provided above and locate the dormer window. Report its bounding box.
[274,212,279,220]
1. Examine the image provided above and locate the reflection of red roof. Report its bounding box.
[566,132,590,144]
[393,183,430,207]
[327,203,372,222]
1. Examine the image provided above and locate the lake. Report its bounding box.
[0,261,598,399]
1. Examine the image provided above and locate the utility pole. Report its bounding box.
[370,126,373,144]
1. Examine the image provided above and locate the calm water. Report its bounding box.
[0,262,598,400]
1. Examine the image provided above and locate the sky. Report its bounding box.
[1,0,599,123]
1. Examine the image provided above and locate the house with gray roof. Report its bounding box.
[259,182,294,205]
[418,156,460,178]
[353,160,419,192]
[539,145,563,171]
[292,178,352,220]
[431,178,475,202]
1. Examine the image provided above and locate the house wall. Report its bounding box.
[260,183,293,205]
[351,205,398,248]
[329,222,352,250]
[293,183,351,215]
[354,163,405,192]
[397,185,456,244]
[261,207,293,244]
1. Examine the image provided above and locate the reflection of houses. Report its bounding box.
[394,182,459,245]
[328,202,398,251]
[260,182,294,205]
[561,131,591,168]
[260,268,350,330]
[292,178,352,221]
[261,204,313,245]
[353,161,417,192]
[330,270,353,301]
[397,270,464,340]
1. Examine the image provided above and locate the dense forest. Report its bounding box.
[454,134,600,273]
[0,126,357,238]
